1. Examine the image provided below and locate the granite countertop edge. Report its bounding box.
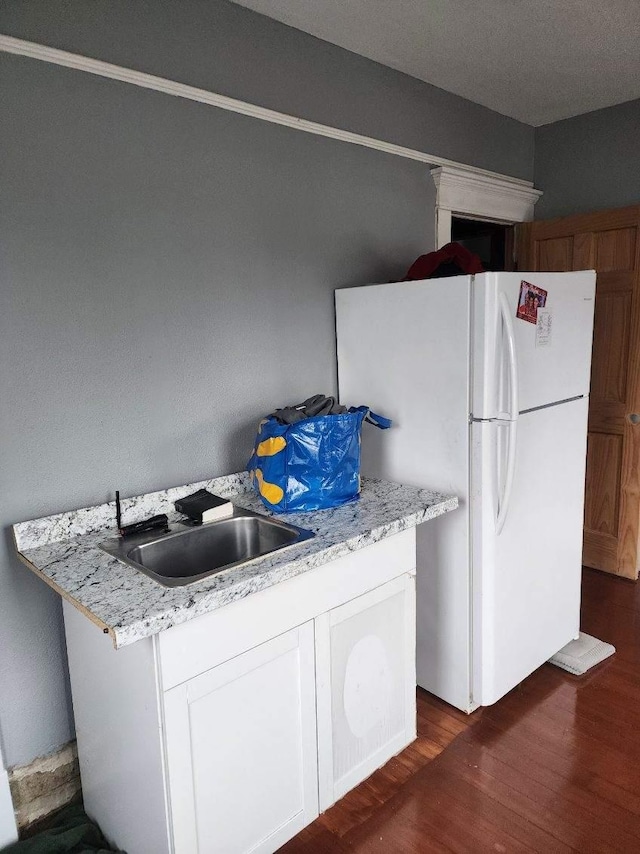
[14,473,458,648]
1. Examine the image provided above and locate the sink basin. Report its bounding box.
[98,509,314,587]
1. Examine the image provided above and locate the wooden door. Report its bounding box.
[518,206,640,579]
[163,621,318,854]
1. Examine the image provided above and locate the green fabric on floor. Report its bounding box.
[1,805,124,854]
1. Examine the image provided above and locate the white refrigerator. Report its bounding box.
[336,271,596,712]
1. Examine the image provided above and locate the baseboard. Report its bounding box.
[8,741,82,832]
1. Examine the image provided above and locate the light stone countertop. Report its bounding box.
[13,472,458,648]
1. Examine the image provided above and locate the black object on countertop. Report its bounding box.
[174,489,231,524]
[115,490,122,532]
[114,489,169,538]
[119,514,169,538]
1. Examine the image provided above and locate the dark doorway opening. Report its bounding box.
[451,217,514,271]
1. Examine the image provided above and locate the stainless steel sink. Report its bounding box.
[98,509,314,587]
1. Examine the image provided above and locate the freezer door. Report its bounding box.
[472,271,596,418]
[471,397,589,706]
[336,276,472,497]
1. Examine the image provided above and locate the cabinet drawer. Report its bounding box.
[158,528,415,690]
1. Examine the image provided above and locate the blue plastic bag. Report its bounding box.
[247,406,391,513]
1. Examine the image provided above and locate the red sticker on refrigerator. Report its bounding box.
[516,280,548,324]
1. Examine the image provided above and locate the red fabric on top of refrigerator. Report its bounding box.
[403,242,484,280]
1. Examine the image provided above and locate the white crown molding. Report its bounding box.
[1,35,542,253]
[431,165,542,247]
[2,34,533,192]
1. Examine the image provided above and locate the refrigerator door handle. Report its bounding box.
[496,419,517,535]
[499,292,519,421]
[495,292,519,534]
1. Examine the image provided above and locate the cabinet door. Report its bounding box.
[163,621,318,854]
[315,574,416,811]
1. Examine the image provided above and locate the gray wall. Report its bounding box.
[0,0,534,180]
[535,98,640,219]
[0,0,534,767]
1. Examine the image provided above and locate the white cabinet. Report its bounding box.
[63,528,417,854]
[163,622,318,854]
[316,574,416,810]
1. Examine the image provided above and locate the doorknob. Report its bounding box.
[628,413,640,425]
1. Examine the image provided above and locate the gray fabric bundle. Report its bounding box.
[272,394,347,425]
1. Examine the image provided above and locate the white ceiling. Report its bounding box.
[231,0,640,126]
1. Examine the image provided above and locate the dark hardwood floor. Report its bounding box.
[281,568,640,852]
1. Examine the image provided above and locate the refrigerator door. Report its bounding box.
[336,276,476,711]
[471,396,589,706]
[472,271,596,419]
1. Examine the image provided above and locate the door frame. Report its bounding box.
[431,165,542,248]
